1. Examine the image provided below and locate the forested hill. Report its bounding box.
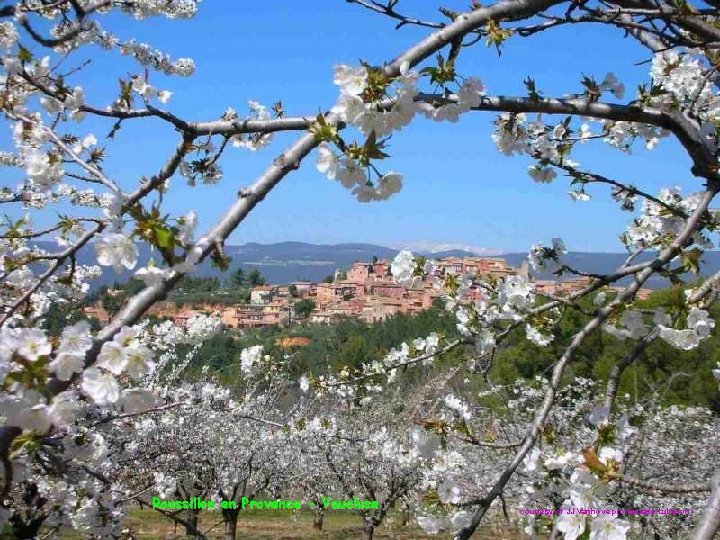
[34,241,720,289]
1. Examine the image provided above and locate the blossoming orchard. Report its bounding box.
[1,0,720,538]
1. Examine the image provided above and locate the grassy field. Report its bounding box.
[51,507,525,539]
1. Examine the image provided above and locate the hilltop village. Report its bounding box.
[85,256,652,329]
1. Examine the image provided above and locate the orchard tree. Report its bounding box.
[2,1,720,539]
[401,376,720,538]
[291,390,427,540]
[109,374,297,540]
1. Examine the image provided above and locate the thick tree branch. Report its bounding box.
[417,93,717,178]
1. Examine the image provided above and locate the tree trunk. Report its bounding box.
[223,509,239,540]
[184,508,200,538]
[362,518,375,540]
[401,506,410,527]
[312,502,324,530]
[10,516,44,539]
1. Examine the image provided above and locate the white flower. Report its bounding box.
[589,514,630,540]
[435,102,462,122]
[658,327,700,350]
[426,333,440,353]
[157,90,172,103]
[81,367,120,405]
[579,123,593,140]
[97,341,127,374]
[557,510,586,540]
[154,472,176,499]
[24,148,63,190]
[417,515,445,534]
[177,210,197,245]
[114,326,139,347]
[123,345,155,380]
[391,250,417,287]
[444,394,471,420]
[438,477,461,504]
[49,353,85,381]
[17,404,52,433]
[240,345,264,375]
[316,144,339,179]
[72,133,98,154]
[17,328,51,361]
[601,72,625,100]
[450,510,472,529]
[687,307,715,338]
[101,192,123,224]
[299,375,310,393]
[66,431,106,462]
[331,93,367,123]
[95,233,138,273]
[599,446,623,465]
[456,77,485,109]
[177,210,198,245]
[59,321,93,354]
[354,108,389,136]
[526,324,552,346]
[569,481,601,509]
[379,172,402,198]
[523,447,542,472]
[0,22,19,49]
[528,165,557,183]
[333,64,368,96]
[49,391,80,426]
[588,406,610,427]
[544,451,576,470]
[335,157,366,188]
[135,265,168,287]
[498,275,535,312]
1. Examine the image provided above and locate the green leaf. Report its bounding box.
[154,226,173,249]
[17,45,32,63]
[680,248,702,275]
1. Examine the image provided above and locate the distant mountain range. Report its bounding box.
[36,241,720,290]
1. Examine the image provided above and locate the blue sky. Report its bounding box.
[12,1,700,253]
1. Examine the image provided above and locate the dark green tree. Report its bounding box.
[248,269,266,286]
[294,299,316,319]
[228,267,246,287]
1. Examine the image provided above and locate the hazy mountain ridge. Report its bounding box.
[34,241,720,290]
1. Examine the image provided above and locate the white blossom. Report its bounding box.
[95,233,139,273]
[81,367,120,405]
[589,514,630,540]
